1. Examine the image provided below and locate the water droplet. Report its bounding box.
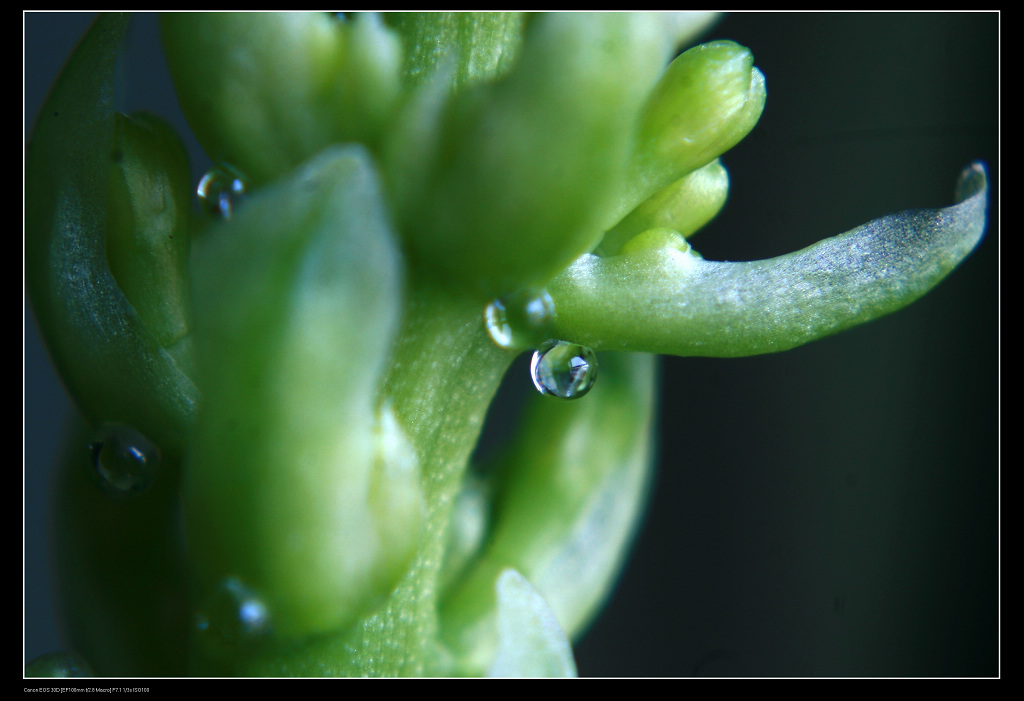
[25,651,93,678]
[197,164,248,219]
[484,289,555,350]
[195,577,271,653]
[530,340,598,399]
[87,423,160,498]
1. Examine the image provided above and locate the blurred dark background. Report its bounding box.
[25,12,998,677]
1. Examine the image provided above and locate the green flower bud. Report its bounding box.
[399,12,671,294]
[333,13,404,145]
[106,112,192,353]
[186,146,422,644]
[619,227,693,256]
[161,12,402,186]
[623,40,766,215]
[599,158,729,256]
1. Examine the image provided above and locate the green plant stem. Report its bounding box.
[360,275,514,676]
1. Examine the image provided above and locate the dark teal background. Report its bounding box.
[25,12,998,677]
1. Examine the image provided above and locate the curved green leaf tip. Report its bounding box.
[548,162,988,357]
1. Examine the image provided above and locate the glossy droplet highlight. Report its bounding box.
[530,340,598,399]
[197,164,248,219]
[484,289,555,350]
[195,577,271,653]
[87,423,160,498]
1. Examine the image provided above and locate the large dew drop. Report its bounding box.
[484,289,555,351]
[195,577,271,653]
[87,423,160,498]
[197,164,248,219]
[530,340,598,400]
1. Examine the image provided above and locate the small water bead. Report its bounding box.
[87,423,160,498]
[530,340,598,400]
[195,577,272,653]
[197,164,248,219]
[484,289,555,350]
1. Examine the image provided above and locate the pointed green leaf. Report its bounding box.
[26,13,197,452]
[547,163,988,357]
[186,145,421,644]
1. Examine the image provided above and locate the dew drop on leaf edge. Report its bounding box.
[530,340,598,400]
